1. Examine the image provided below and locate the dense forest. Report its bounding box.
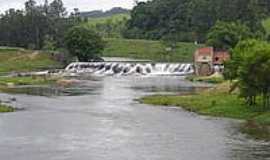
[1,0,270,49]
[0,0,81,50]
[124,0,270,42]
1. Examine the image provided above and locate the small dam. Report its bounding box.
[65,62,194,76]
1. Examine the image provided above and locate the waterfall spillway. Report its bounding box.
[65,62,194,76]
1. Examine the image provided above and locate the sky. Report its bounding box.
[0,0,146,13]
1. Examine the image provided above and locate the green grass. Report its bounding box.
[103,38,202,62]
[0,47,61,73]
[141,82,270,140]
[85,13,130,26]
[0,76,56,86]
[186,73,225,84]
[142,93,262,120]
[0,104,15,112]
[82,14,129,38]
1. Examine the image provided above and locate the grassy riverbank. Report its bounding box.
[0,76,57,86]
[186,73,225,84]
[0,47,61,73]
[141,82,270,140]
[0,104,15,113]
[103,38,203,62]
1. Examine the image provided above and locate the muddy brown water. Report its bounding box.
[0,76,269,160]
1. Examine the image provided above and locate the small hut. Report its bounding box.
[194,47,230,76]
[194,47,214,76]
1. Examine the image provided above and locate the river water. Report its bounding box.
[0,76,269,160]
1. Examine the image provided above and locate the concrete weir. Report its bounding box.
[65,62,194,76]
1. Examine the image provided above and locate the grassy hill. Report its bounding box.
[103,38,203,62]
[80,7,130,19]
[85,13,130,26]
[82,13,130,38]
[83,13,201,62]
[0,47,61,73]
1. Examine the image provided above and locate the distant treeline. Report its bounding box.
[123,0,270,42]
[79,7,130,19]
[0,0,81,50]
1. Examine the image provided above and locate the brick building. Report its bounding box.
[194,47,230,76]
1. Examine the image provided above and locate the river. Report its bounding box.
[0,76,269,160]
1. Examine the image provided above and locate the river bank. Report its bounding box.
[141,82,270,140]
[0,104,15,112]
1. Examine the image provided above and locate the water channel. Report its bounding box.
[0,76,269,160]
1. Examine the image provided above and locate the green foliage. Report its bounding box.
[226,39,270,108]
[82,14,130,38]
[0,48,61,73]
[103,38,203,62]
[42,35,57,52]
[0,0,77,50]
[141,88,267,120]
[0,104,15,113]
[263,18,270,33]
[141,82,270,139]
[207,21,253,50]
[125,0,270,42]
[65,26,105,62]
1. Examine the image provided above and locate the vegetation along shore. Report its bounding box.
[141,81,270,140]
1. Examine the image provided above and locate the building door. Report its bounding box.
[199,63,212,76]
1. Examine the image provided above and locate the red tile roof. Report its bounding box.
[197,47,213,55]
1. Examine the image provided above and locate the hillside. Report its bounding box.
[83,13,130,38]
[0,47,61,73]
[103,38,203,62]
[80,7,130,19]
[85,13,130,26]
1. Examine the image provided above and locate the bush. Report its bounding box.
[207,21,253,50]
[65,26,105,62]
[226,39,270,108]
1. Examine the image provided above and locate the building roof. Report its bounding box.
[197,47,213,56]
[213,51,230,65]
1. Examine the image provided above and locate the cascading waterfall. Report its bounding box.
[65,62,194,76]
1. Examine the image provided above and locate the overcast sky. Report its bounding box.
[0,0,145,13]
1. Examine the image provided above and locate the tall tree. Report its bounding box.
[49,0,67,18]
[65,26,105,62]
[207,21,253,50]
[124,0,270,42]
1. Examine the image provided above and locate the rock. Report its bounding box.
[146,67,151,73]
[9,97,17,102]
[136,67,143,74]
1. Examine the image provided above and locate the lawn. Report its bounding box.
[0,47,61,73]
[103,38,203,62]
[85,13,130,26]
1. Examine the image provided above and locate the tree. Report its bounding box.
[64,26,105,62]
[225,39,270,108]
[0,0,78,50]
[124,0,270,42]
[206,21,253,50]
[48,0,67,18]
